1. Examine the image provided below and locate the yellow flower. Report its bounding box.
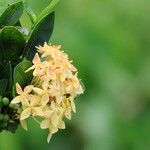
[11,83,33,105]
[40,109,65,143]
[65,73,83,95]
[25,53,49,76]
[12,43,84,143]
[61,99,72,120]
[37,42,62,58]
[32,81,50,106]
[20,95,43,120]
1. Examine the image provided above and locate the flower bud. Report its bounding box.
[2,97,10,106]
[3,114,9,121]
[9,103,20,109]
[1,121,7,128]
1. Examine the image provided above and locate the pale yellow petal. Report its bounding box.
[41,94,49,106]
[44,110,53,118]
[71,100,76,113]
[24,85,33,94]
[33,53,41,64]
[47,133,52,143]
[58,120,65,129]
[50,101,56,110]
[20,108,31,120]
[65,109,71,120]
[11,96,22,104]
[21,98,30,107]
[40,119,49,129]
[51,126,58,134]
[56,95,63,104]
[16,83,23,94]
[25,65,35,73]
[51,113,59,127]
[42,80,49,90]
[33,87,43,95]
[32,107,43,116]
[29,95,39,106]
[20,120,28,130]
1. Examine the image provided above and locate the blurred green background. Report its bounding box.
[1,0,150,149]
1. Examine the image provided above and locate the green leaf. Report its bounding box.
[15,21,21,26]
[13,59,33,96]
[37,0,59,23]
[0,63,6,79]
[5,62,12,91]
[0,1,23,26]
[0,0,7,16]
[0,62,12,97]
[0,26,26,63]
[24,0,36,24]
[0,79,7,96]
[23,11,55,61]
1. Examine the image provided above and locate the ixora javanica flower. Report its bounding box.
[11,42,84,142]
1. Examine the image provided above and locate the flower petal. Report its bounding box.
[20,120,28,130]
[65,109,71,120]
[20,108,31,120]
[33,53,41,64]
[47,132,52,143]
[25,65,35,73]
[42,80,49,90]
[40,119,49,129]
[41,94,49,106]
[70,100,76,113]
[32,107,44,116]
[51,126,58,134]
[59,120,65,129]
[24,85,33,94]
[44,110,53,118]
[33,87,43,95]
[56,95,63,104]
[16,83,23,94]
[51,113,59,127]
[11,96,22,104]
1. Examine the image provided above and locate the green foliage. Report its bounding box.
[0,79,7,96]
[0,0,59,133]
[0,1,23,26]
[0,0,58,97]
[24,0,36,24]
[37,0,59,23]
[0,26,25,62]
[24,11,55,60]
[0,0,7,15]
[0,63,12,93]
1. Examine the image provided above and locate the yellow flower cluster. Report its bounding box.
[11,43,83,142]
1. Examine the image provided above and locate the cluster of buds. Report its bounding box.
[0,97,19,132]
[11,43,83,142]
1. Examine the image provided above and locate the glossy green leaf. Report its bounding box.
[13,59,33,96]
[0,79,7,96]
[37,0,59,24]
[0,1,23,26]
[0,26,26,62]
[23,11,55,61]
